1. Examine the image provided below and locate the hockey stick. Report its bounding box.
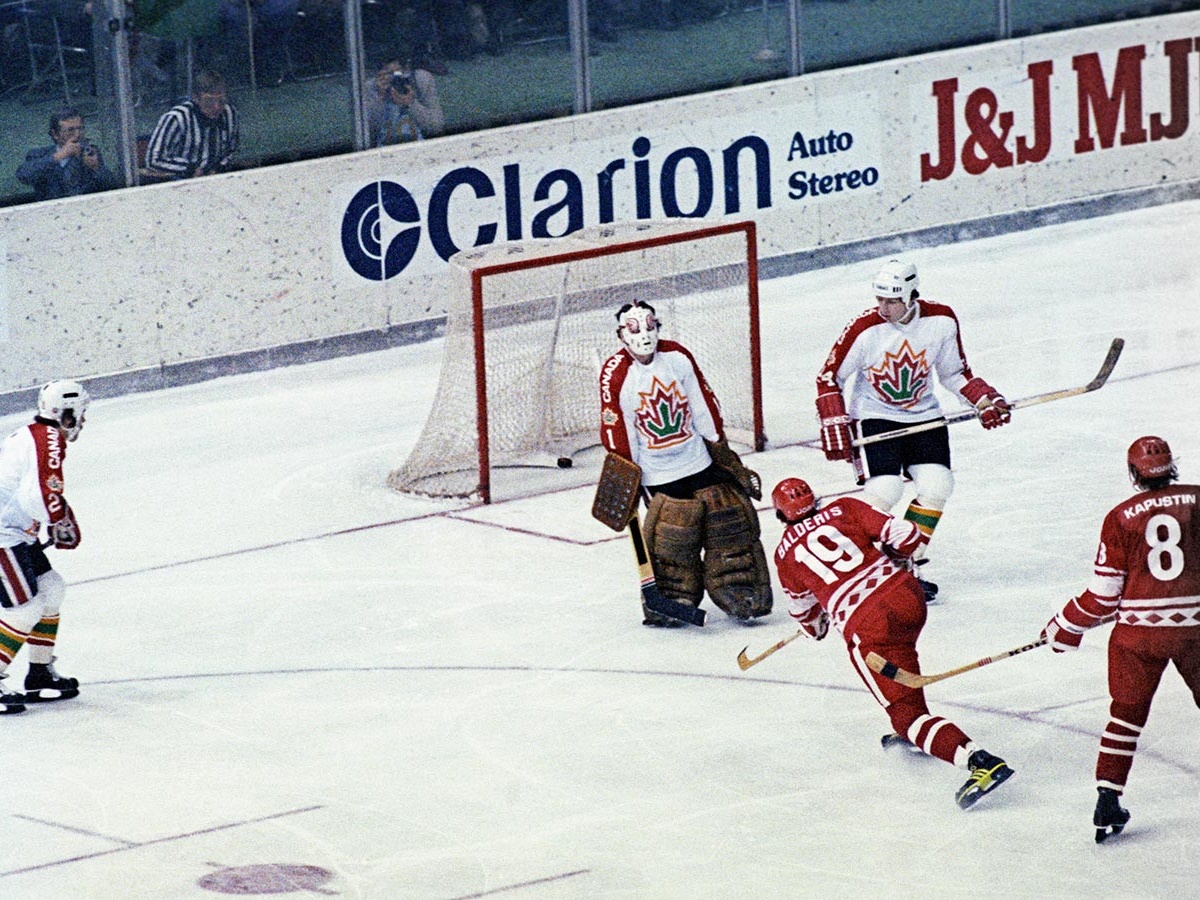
[865,635,1047,688]
[592,452,706,627]
[853,338,1124,448]
[736,629,804,670]
[628,513,706,627]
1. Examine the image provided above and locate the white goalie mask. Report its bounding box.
[37,379,90,442]
[616,302,660,357]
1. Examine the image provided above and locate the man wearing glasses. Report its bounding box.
[16,110,118,201]
[145,69,241,178]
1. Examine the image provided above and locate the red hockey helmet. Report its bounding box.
[1127,435,1175,483]
[772,477,816,522]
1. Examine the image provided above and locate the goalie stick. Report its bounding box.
[591,452,706,627]
[736,628,805,670]
[629,513,706,627]
[853,337,1124,448]
[865,635,1047,688]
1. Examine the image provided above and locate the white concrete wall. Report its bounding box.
[2,13,1198,398]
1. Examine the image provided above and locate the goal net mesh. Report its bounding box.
[389,220,761,501]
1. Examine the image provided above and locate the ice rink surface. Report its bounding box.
[2,200,1199,899]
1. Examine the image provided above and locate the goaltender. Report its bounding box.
[598,300,772,626]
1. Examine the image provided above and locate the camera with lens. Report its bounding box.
[390,72,413,94]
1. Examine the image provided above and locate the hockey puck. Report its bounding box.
[557,457,573,468]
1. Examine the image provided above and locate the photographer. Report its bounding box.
[16,110,119,202]
[366,58,445,147]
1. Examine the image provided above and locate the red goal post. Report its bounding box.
[388,219,766,503]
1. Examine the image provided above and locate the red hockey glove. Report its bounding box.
[816,390,853,462]
[792,602,830,641]
[49,505,81,550]
[961,377,1011,430]
[1042,613,1084,653]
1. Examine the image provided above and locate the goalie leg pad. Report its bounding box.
[696,483,773,618]
[643,493,705,605]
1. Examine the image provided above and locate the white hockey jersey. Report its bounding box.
[817,299,978,423]
[0,422,69,548]
[598,340,724,487]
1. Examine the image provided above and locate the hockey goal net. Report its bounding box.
[388,219,765,503]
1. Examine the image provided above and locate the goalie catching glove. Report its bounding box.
[49,504,81,550]
[961,377,1011,430]
[705,438,762,500]
[815,388,853,462]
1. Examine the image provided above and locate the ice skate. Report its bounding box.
[1,677,26,714]
[23,660,80,702]
[955,750,1013,809]
[917,577,940,605]
[1094,787,1130,843]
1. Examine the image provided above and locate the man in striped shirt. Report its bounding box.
[145,69,240,179]
[1044,435,1200,843]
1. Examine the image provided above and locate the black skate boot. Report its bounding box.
[1094,787,1130,843]
[917,577,939,605]
[24,660,80,702]
[955,749,1013,809]
[1,676,26,714]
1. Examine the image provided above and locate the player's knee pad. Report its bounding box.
[909,464,954,508]
[696,483,773,618]
[35,570,66,618]
[0,570,66,637]
[644,493,705,603]
[863,474,904,511]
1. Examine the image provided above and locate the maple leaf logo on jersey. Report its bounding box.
[636,376,692,448]
[866,340,930,408]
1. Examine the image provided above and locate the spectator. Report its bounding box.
[145,69,240,178]
[16,109,119,201]
[365,57,445,146]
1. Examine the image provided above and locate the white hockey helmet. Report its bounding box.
[616,300,660,357]
[872,259,920,307]
[37,379,90,441]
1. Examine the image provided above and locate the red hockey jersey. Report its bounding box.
[1064,484,1200,629]
[774,495,923,635]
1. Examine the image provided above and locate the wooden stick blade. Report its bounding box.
[737,630,803,670]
